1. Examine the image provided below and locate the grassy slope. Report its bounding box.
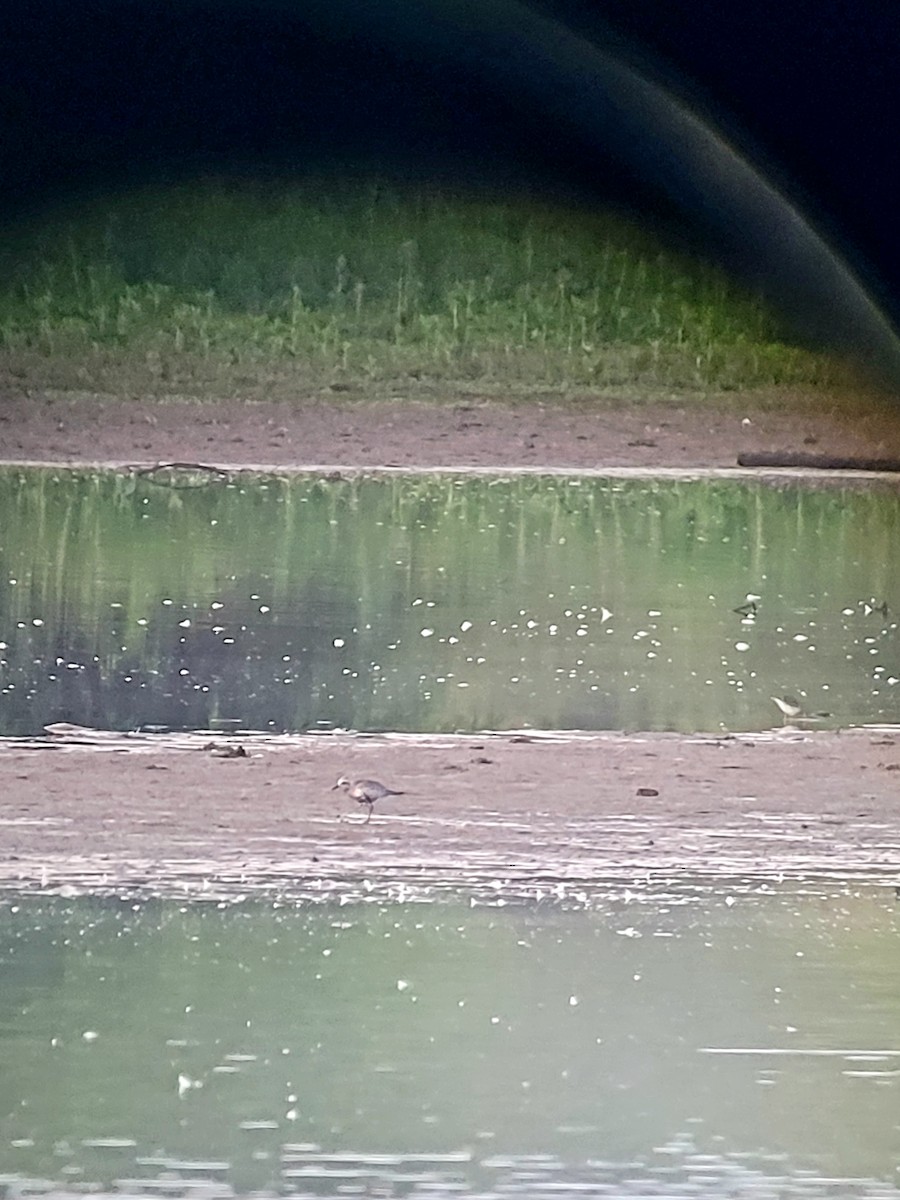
[0,177,852,400]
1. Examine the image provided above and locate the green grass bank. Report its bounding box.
[0,177,849,400]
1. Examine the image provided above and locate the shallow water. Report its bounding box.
[3,887,900,1198]
[0,467,897,735]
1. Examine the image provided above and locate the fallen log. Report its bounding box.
[737,451,900,472]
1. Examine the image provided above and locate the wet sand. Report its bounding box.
[2,729,899,899]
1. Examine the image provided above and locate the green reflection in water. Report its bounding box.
[2,890,900,1197]
[0,467,897,735]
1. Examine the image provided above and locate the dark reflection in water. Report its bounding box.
[0,466,897,735]
[2,887,900,1198]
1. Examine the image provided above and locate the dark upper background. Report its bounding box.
[1,0,899,380]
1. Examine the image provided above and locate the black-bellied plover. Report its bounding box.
[331,776,404,823]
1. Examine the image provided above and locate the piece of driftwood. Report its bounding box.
[737,451,900,472]
[132,461,232,488]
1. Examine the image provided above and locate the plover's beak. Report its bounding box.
[330,782,340,790]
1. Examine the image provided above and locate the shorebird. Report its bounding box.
[331,776,404,823]
[733,600,758,618]
[771,694,803,724]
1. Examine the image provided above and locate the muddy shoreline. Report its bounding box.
[2,729,899,898]
[2,387,900,472]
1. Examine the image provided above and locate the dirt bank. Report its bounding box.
[1,386,899,470]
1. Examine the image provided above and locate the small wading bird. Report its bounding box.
[331,776,404,823]
[733,600,758,618]
[771,694,803,724]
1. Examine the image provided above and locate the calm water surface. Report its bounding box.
[0,467,897,735]
[3,887,900,1198]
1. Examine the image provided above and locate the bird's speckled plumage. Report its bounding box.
[331,776,404,822]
